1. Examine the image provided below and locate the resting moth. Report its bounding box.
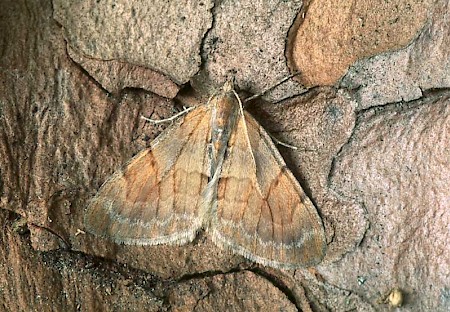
[85,79,326,269]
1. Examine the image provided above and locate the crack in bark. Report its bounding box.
[250,267,302,311]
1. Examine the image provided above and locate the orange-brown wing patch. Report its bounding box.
[85,106,212,245]
[211,112,326,268]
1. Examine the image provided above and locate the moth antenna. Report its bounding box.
[244,71,301,103]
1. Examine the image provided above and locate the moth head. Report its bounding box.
[222,77,235,93]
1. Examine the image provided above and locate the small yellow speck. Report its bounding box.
[386,287,403,308]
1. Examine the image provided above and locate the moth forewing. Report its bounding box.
[210,103,326,269]
[84,105,212,246]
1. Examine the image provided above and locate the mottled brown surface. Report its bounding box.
[53,0,213,85]
[67,46,180,99]
[341,0,450,109]
[0,0,448,311]
[194,0,306,102]
[288,0,432,87]
[325,93,450,309]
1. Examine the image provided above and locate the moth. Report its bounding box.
[84,79,326,269]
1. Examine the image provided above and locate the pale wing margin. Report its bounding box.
[84,105,212,246]
[211,112,326,268]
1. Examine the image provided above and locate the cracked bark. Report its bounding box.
[1,0,449,311]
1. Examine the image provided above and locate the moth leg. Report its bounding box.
[267,133,298,150]
[141,106,196,124]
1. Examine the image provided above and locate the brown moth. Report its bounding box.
[84,80,326,269]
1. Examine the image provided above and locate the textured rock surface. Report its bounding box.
[287,0,432,87]
[326,93,450,309]
[194,0,306,102]
[340,0,450,109]
[0,0,448,311]
[53,0,213,88]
